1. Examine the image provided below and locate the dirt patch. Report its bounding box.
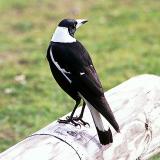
[0,52,19,64]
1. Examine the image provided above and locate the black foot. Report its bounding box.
[73,116,90,127]
[58,116,81,127]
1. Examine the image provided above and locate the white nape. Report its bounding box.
[51,26,76,43]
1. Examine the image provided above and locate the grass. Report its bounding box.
[0,0,160,159]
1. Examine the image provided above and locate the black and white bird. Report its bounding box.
[46,19,120,145]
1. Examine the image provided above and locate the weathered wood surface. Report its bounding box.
[0,74,160,160]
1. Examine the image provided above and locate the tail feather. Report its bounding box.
[96,127,113,145]
[88,95,120,133]
[86,100,113,145]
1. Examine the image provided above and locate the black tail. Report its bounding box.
[96,127,113,145]
[89,95,120,133]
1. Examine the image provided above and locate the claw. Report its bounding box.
[70,119,80,127]
[72,116,90,127]
[58,115,90,128]
[80,119,90,127]
[74,122,81,128]
[58,117,81,127]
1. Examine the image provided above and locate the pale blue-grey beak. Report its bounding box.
[76,19,88,28]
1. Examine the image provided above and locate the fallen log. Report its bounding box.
[0,74,160,160]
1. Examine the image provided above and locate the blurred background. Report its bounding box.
[0,0,160,158]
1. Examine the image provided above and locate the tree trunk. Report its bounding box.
[0,74,160,160]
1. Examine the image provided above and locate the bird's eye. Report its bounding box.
[74,22,77,28]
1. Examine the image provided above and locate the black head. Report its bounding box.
[58,19,88,37]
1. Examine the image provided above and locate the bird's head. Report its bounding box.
[58,19,88,37]
[51,19,88,43]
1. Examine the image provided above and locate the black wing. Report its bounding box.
[50,41,104,96]
[46,44,80,101]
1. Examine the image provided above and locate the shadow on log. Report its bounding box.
[0,74,160,160]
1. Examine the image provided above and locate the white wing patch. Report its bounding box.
[80,72,85,76]
[50,49,71,83]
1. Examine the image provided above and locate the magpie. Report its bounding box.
[46,19,120,145]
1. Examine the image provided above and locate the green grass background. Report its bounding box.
[0,0,160,159]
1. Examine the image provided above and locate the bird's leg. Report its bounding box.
[73,101,90,127]
[58,99,81,127]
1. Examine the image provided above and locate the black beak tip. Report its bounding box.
[82,20,88,24]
